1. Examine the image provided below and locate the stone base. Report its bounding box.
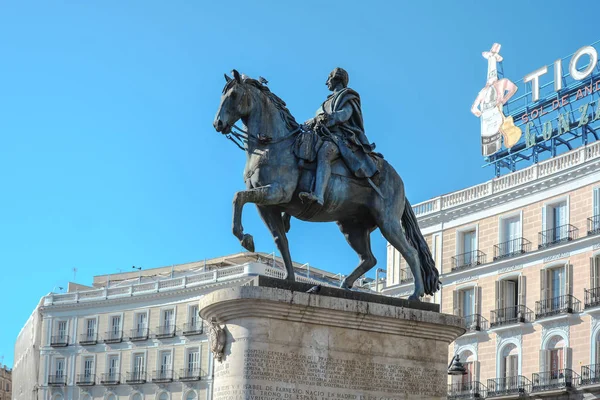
[200,277,465,400]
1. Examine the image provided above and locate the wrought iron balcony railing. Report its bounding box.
[48,374,67,386]
[128,328,149,341]
[103,330,123,343]
[462,314,488,332]
[535,294,581,319]
[585,288,600,309]
[538,224,578,249]
[451,250,486,272]
[532,369,579,392]
[447,381,487,399]
[79,333,98,345]
[182,322,203,336]
[493,237,531,261]
[125,371,146,384]
[581,364,600,386]
[179,368,202,381]
[588,215,600,236]
[50,335,69,347]
[76,374,96,386]
[152,369,173,382]
[487,375,531,397]
[154,325,176,338]
[490,304,533,328]
[100,373,120,385]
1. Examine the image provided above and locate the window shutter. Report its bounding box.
[566,263,573,296]
[474,286,480,316]
[540,269,548,302]
[453,290,459,316]
[541,205,547,243]
[539,349,547,372]
[590,256,598,289]
[518,275,526,307]
[595,188,600,217]
[565,346,572,370]
[474,360,480,383]
[495,281,502,311]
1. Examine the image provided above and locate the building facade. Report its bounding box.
[0,364,11,400]
[13,252,343,400]
[384,141,600,398]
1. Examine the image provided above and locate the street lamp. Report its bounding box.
[132,266,142,283]
[448,354,468,376]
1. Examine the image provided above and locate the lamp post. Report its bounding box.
[448,354,468,376]
[132,266,142,283]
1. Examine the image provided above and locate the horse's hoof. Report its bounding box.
[241,234,255,252]
[408,294,421,301]
[340,278,353,290]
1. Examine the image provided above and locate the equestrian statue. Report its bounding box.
[213,68,439,300]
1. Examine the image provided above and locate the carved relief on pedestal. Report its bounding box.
[208,317,226,362]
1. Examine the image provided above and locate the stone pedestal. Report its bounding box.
[199,277,465,400]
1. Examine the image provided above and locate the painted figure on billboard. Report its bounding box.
[471,43,521,156]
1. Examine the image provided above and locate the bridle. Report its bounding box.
[225,124,303,151]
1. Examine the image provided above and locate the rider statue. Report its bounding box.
[299,68,379,206]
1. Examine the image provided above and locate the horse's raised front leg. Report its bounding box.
[232,184,290,252]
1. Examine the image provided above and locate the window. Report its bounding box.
[186,347,200,374]
[110,315,121,334]
[107,355,119,378]
[57,321,67,339]
[460,230,477,264]
[541,336,568,379]
[159,350,172,378]
[159,393,169,400]
[186,392,197,400]
[83,356,94,377]
[453,287,480,329]
[54,358,65,377]
[591,255,600,290]
[106,395,116,400]
[494,277,525,324]
[85,318,96,340]
[498,214,522,257]
[132,353,145,380]
[539,265,573,316]
[134,312,147,334]
[541,200,570,246]
[499,343,519,380]
[131,394,142,400]
[189,305,199,327]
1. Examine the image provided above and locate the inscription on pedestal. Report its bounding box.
[213,349,444,400]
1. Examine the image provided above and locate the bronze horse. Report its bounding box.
[213,70,439,300]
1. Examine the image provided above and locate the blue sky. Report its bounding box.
[1,0,598,367]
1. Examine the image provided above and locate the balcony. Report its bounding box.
[179,368,201,381]
[50,335,69,347]
[155,325,176,339]
[493,237,531,261]
[47,374,67,386]
[182,322,203,336]
[399,267,414,284]
[152,369,173,383]
[462,314,489,332]
[79,332,98,346]
[588,215,600,236]
[128,328,149,342]
[581,364,600,386]
[103,330,123,344]
[448,381,487,399]
[532,369,579,393]
[535,294,581,319]
[451,250,487,272]
[585,288,600,309]
[125,371,146,384]
[486,375,531,397]
[538,224,578,249]
[490,305,533,328]
[100,373,120,385]
[76,374,96,386]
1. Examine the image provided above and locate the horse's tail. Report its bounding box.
[401,198,440,295]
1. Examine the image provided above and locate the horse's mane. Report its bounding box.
[224,77,299,132]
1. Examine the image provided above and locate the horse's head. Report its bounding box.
[213,70,251,135]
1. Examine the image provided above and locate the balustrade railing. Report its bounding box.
[532,369,578,392]
[179,368,202,381]
[463,314,488,332]
[103,330,123,343]
[76,374,96,386]
[154,325,176,338]
[100,373,120,385]
[182,322,203,336]
[79,332,98,345]
[535,294,581,319]
[493,237,531,261]
[128,328,149,341]
[451,250,486,272]
[588,215,600,236]
[487,375,531,397]
[48,375,67,386]
[490,305,533,328]
[152,370,173,382]
[447,381,487,399]
[125,371,146,384]
[581,364,600,386]
[538,224,578,249]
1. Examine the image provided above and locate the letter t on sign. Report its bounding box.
[524,66,548,102]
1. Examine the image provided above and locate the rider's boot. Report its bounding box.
[299,159,330,206]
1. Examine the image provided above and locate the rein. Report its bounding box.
[225,124,303,151]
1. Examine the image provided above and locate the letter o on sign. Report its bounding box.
[570,45,598,81]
